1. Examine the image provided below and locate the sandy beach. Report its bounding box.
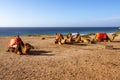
[0,34,120,80]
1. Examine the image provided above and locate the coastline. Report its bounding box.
[0,27,118,36]
[0,31,117,37]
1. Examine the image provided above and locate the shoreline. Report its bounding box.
[0,31,118,37]
[0,27,118,37]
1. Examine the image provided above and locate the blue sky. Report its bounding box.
[0,0,120,27]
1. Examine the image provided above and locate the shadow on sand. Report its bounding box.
[65,42,87,46]
[113,48,120,50]
[111,41,120,43]
[28,50,55,56]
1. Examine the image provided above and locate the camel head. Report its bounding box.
[110,33,118,41]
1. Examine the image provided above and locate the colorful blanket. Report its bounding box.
[8,39,17,47]
[95,33,107,41]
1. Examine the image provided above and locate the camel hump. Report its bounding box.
[24,43,34,49]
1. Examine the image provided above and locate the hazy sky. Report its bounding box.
[0,0,120,27]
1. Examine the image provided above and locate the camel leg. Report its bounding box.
[16,43,22,55]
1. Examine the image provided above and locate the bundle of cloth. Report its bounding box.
[71,32,80,39]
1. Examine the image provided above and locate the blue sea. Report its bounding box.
[0,27,119,36]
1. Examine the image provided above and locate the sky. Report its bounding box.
[0,0,120,27]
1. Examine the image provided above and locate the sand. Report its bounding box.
[0,35,120,80]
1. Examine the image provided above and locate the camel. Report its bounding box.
[55,33,91,44]
[66,33,91,43]
[66,33,81,43]
[7,42,34,55]
[89,33,118,42]
[55,33,66,45]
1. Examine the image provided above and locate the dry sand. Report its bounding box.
[0,35,120,80]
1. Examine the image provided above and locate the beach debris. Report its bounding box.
[41,37,45,40]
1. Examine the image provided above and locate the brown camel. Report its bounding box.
[66,33,91,43]
[55,33,91,44]
[90,33,118,42]
[55,33,66,45]
[66,33,81,43]
[7,42,34,55]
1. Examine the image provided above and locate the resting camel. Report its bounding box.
[66,33,81,43]
[7,42,34,55]
[66,33,91,43]
[55,33,66,44]
[90,33,118,42]
[55,33,91,44]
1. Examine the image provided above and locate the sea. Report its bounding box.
[0,27,119,36]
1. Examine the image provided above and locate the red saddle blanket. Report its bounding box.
[96,33,107,40]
